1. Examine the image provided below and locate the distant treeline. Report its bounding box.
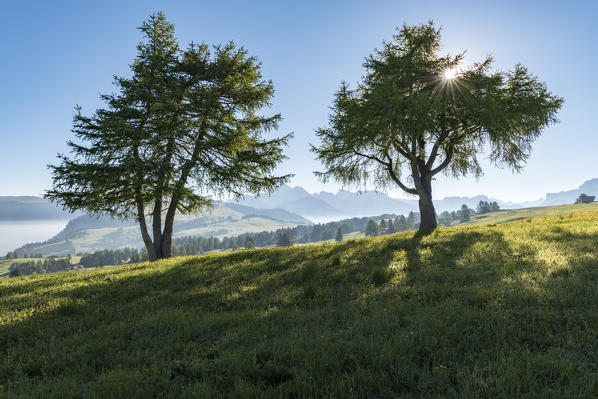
[6,202,500,276]
[171,212,421,255]
[9,257,73,277]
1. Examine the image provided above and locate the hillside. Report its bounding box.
[464,202,598,226]
[1,208,598,397]
[12,203,311,257]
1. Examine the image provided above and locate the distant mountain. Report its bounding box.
[234,180,598,221]
[5,178,598,255]
[0,197,76,221]
[236,185,311,208]
[544,178,598,206]
[220,203,312,224]
[235,185,514,221]
[11,203,311,257]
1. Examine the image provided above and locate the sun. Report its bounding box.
[442,67,458,80]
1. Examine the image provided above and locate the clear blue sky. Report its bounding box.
[1,0,596,202]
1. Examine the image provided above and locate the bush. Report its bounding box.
[575,194,595,204]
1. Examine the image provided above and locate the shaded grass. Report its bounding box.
[1,210,598,397]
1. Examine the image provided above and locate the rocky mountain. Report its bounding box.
[235,187,511,221]
[234,179,597,221]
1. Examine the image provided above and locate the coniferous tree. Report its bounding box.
[406,212,416,230]
[45,13,291,260]
[397,215,407,231]
[387,219,396,234]
[276,232,292,247]
[335,227,343,242]
[365,219,379,237]
[379,219,387,232]
[245,236,256,249]
[312,22,562,231]
[459,204,471,223]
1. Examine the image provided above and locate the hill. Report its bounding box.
[0,196,76,221]
[464,202,598,226]
[1,208,598,397]
[11,203,311,257]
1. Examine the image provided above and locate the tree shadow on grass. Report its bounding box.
[1,226,598,397]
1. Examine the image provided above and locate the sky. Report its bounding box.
[1,0,597,202]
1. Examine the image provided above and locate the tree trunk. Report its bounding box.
[416,177,437,231]
[136,199,158,262]
[161,213,175,259]
[152,199,163,259]
[418,195,437,231]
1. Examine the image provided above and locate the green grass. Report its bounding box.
[465,202,598,225]
[1,208,598,397]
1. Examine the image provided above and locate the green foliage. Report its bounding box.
[477,200,500,214]
[45,13,291,260]
[276,232,292,247]
[1,208,598,396]
[312,21,562,230]
[575,194,595,204]
[365,219,379,236]
[244,236,256,249]
[459,204,471,223]
[8,269,22,278]
[335,227,343,242]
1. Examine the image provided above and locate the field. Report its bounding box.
[1,207,598,397]
[465,202,598,225]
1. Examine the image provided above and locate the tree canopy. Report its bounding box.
[45,13,291,260]
[312,22,563,230]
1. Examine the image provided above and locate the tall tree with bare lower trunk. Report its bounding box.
[45,13,291,260]
[312,22,563,231]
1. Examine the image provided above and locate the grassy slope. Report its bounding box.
[465,202,598,225]
[1,210,598,397]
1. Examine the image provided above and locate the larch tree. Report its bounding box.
[45,13,291,260]
[312,22,562,231]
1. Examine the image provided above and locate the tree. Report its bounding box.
[312,22,562,231]
[489,201,500,212]
[45,13,291,260]
[379,219,387,231]
[387,219,396,234]
[9,269,23,278]
[440,211,452,226]
[397,215,407,231]
[276,232,292,247]
[575,194,595,204]
[459,204,471,223]
[245,236,256,249]
[335,227,343,242]
[476,200,490,214]
[365,219,379,237]
[406,212,416,230]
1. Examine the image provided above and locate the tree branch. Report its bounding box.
[352,150,390,166]
[429,148,454,176]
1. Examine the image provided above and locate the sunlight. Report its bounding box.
[442,67,459,81]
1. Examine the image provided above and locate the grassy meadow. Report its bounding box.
[1,207,598,397]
